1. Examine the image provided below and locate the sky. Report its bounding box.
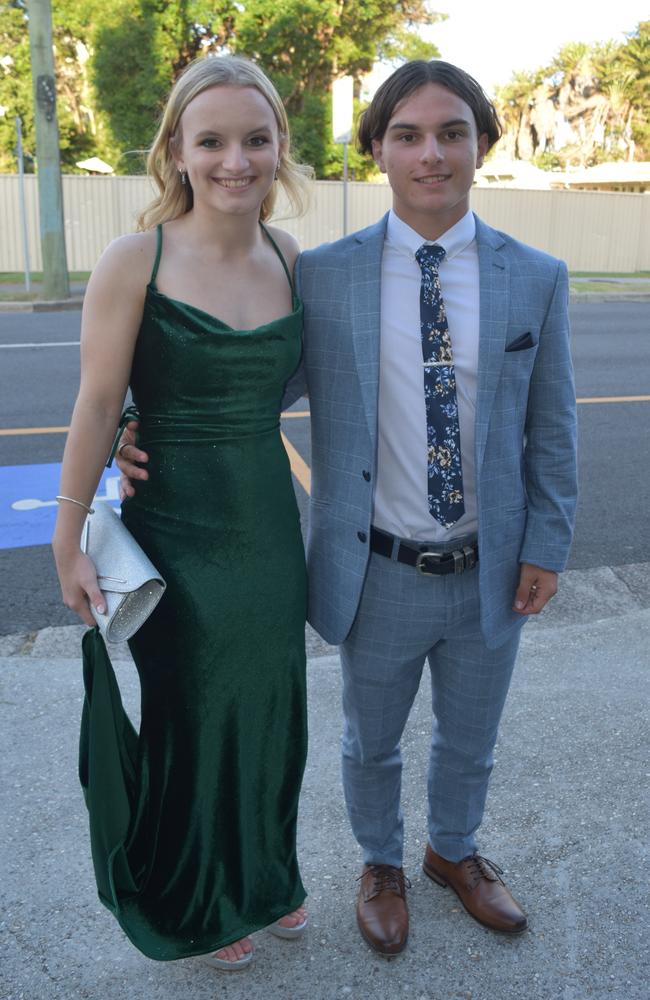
[418,0,648,96]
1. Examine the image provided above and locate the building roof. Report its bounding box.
[75,157,114,175]
[550,162,650,189]
[474,158,553,189]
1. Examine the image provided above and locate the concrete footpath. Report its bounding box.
[1,563,649,1000]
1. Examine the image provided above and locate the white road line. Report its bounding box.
[0,341,80,349]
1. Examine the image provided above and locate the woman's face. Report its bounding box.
[175,84,282,217]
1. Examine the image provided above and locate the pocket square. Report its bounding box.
[505,331,535,352]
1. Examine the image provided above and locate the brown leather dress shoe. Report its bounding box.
[423,844,527,934]
[356,864,410,955]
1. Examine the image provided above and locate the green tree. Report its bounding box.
[0,2,33,171]
[495,22,650,168]
[1,0,444,176]
[0,0,107,171]
[92,0,237,172]
[233,0,441,177]
[495,71,540,160]
[616,20,650,154]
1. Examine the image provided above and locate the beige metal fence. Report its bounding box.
[1,174,649,272]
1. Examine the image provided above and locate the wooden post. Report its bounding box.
[28,0,69,299]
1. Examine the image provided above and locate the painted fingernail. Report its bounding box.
[96,604,106,614]
[515,600,525,609]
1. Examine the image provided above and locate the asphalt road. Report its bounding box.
[0,300,648,635]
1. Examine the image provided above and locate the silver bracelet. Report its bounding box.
[55,495,95,515]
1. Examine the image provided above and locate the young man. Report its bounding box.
[288,60,577,954]
[118,61,577,955]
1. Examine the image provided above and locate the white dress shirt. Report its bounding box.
[372,209,480,542]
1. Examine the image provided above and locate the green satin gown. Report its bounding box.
[79,223,308,960]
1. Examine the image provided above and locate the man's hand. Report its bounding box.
[114,419,148,500]
[513,563,558,615]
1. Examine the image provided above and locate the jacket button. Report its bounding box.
[357,531,367,543]
[362,470,371,482]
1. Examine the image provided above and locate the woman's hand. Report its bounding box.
[115,420,149,500]
[53,545,106,628]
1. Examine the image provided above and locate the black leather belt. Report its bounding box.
[370,526,479,576]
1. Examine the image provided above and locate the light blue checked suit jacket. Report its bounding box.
[285,213,578,650]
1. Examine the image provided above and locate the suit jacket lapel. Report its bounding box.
[475,215,509,470]
[350,214,388,443]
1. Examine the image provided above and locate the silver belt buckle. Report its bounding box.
[452,548,465,574]
[415,550,444,575]
[462,544,477,572]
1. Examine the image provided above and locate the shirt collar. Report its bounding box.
[385,208,476,263]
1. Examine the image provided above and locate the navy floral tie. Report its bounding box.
[415,243,465,528]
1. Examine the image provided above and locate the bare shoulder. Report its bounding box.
[265,225,300,272]
[87,230,158,301]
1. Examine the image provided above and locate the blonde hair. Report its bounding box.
[137,55,312,230]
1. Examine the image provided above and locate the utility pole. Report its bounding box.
[27,0,69,299]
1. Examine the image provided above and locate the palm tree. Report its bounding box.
[494,71,539,159]
[616,21,650,157]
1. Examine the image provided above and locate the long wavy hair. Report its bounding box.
[137,56,312,230]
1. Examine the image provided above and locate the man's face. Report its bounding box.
[371,82,489,239]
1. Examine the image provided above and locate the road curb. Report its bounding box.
[569,291,650,302]
[0,296,85,313]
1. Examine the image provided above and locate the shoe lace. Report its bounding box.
[356,864,412,899]
[465,854,505,888]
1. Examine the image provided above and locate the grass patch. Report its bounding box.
[0,289,39,301]
[570,280,650,294]
[569,271,650,278]
[2,272,648,300]
[0,271,90,284]
[1,269,648,282]
[0,287,85,302]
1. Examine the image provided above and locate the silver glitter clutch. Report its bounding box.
[81,503,166,643]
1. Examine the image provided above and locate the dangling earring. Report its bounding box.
[274,162,280,180]
[180,169,187,186]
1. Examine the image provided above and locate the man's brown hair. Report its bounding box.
[358,60,502,155]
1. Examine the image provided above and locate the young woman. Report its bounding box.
[53,55,312,970]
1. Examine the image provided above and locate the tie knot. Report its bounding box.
[415,243,445,271]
